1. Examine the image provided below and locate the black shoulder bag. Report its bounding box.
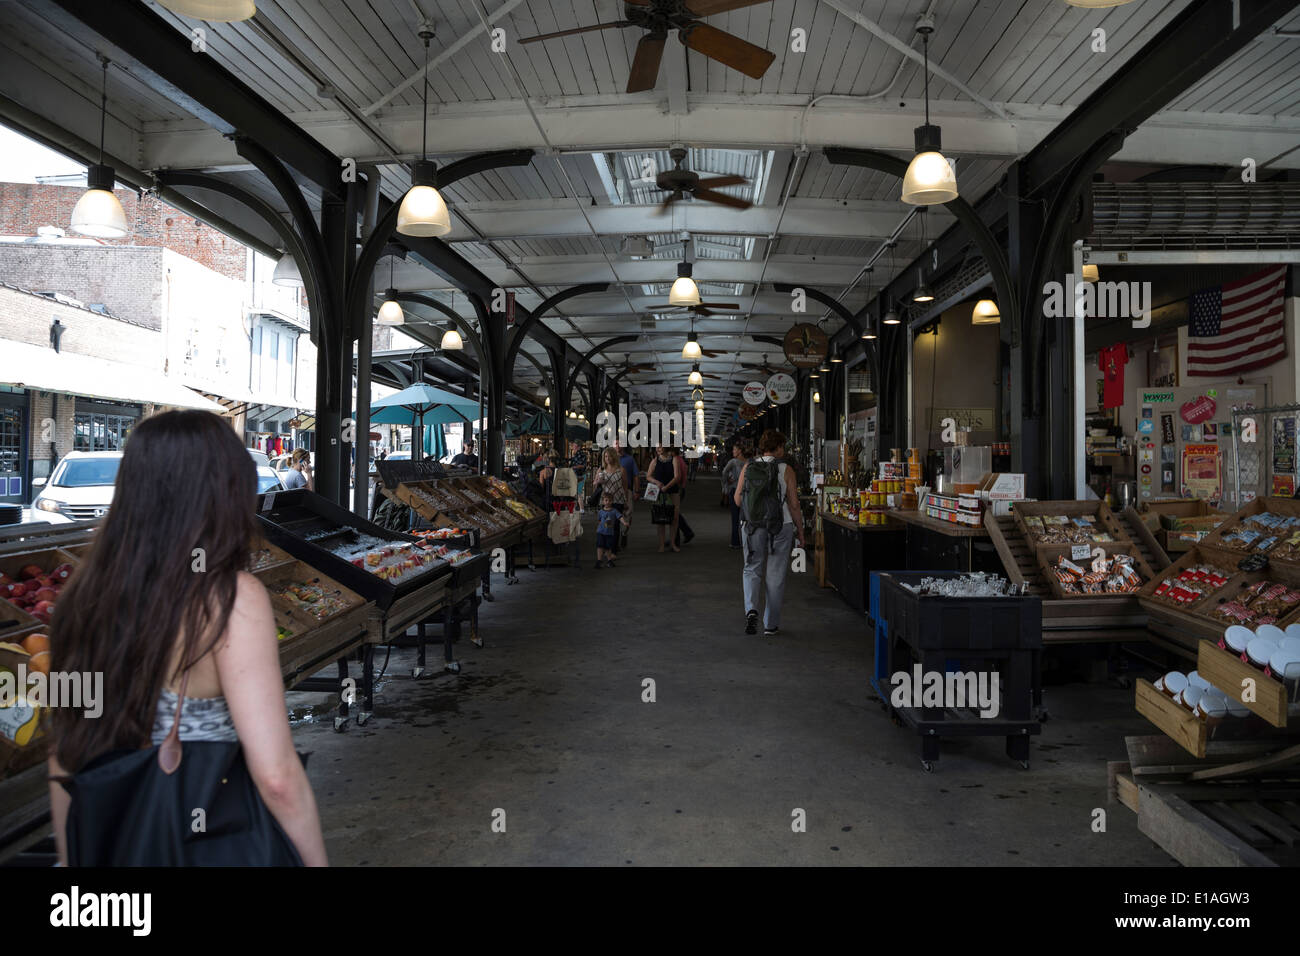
[62,671,305,866]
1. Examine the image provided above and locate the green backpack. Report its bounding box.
[741,459,785,546]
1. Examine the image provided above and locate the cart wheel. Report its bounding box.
[411,666,425,679]
[471,636,484,648]
[445,661,461,674]
[920,760,933,773]
[333,716,348,733]
[356,711,372,727]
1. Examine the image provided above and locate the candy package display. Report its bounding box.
[1021,512,1114,545]
[1211,580,1300,627]
[1150,563,1232,609]
[1218,512,1300,553]
[1050,552,1142,594]
[270,579,353,621]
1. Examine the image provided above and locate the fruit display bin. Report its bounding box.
[0,547,81,639]
[1195,496,1300,569]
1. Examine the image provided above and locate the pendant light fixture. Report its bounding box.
[71,56,127,240]
[272,250,304,288]
[440,324,463,350]
[694,400,704,410]
[1082,263,1100,283]
[971,298,1001,325]
[810,370,820,379]
[882,241,902,324]
[688,363,703,387]
[396,28,451,237]
[157,0,256,20]
[376,256,404,326]
[901,21,958,205]
[911,211,934,303]
[813,390,821,404]
[669,261,702,307]
[544,396,551,408]
[681,327,702,361]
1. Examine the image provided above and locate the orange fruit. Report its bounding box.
[21,633,49,655]
[27,651,50,675]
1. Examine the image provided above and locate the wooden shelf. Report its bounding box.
[1136,678,1208,758]
[1197,640,1288,728]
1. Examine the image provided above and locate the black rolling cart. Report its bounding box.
[873,571,1043,771]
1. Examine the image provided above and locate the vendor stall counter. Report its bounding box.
[818,511,905,613]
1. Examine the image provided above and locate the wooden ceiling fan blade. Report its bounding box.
[698,301,741,309]
[687,0,773,15]
[627,33,667,93]
[653,192,680,216]
[680,22,776,80]
[519,20,633,44]
[692,187,752,210]
[693,175,747,189]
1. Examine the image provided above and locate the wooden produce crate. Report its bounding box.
[1010,499,1131,553]
[1136,678,1209,758]
[0,600,39,643]
[0,547,80,637]
[1036,541,1154,601]
[1138,546,1244,647]
[1138,498,1227,532]
[1119,505,1171,571]
[1198,496,1300,571]
[248,537,296,574]
[1196,639,1289,728]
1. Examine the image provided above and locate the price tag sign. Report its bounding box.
[262,492,276,513]
[1070,544,1091,561]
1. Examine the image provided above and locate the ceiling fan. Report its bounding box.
[618,352,657,374]
[739,354,788,376]
[649,147,751,213]
[517,1,777,94]
[646,301,741,317]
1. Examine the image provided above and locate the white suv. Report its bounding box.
[32,451,122,521]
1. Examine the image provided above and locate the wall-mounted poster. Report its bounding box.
[1273,417,1296,475]
[1202,423,1218,439]
[1273,475,1296,497]
[1161,414,1175,445]
[1181,444,1222,501]
[1182,424,1201,442]
[1149,342,1178,388]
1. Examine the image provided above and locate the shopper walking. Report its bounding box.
[648,444,684,552]
[589,447,631,558]
[593,492,629,569]
[672,447,696,547]
[722,441,750,549]
[735,429,805,636]
[47,410,328,865]
[618,445,639,550]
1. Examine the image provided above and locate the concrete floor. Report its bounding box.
[289,477,1174,866]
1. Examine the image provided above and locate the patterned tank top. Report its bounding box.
[151,688,238,744]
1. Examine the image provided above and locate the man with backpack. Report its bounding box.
[734,429,805,636]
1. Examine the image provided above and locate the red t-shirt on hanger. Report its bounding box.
[1098,343,1128,409]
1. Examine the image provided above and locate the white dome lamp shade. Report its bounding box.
[1082,262,1100,283]
[375,256,404,325]
[440,324,464,350]
[682,330,702,360]
[813,390,821,404]
[396,30,451,238]
[901,27,958,206]
[669,262,702,307]
[971,298,1001,325]
[157,0,256,20]
[695,400,704,410]
[272,251,304,287]
[71,57,127,240]
[688,363,703,387]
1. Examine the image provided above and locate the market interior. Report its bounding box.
[0,0,1298,869]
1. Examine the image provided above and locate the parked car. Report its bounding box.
[249,449,285,494]
[31,451,122,521]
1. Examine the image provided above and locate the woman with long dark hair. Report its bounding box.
[48,409,327,865]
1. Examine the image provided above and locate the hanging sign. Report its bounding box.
[1181,444,1222,500]
[783,323,829,369]
[1142,391,1175,405]
[1161,414,1175,445]
[1272,417,1296,475]
[1180,395,1216,424]
[739,403,760,421]
[742,382,766,405]
[766,373,797,405]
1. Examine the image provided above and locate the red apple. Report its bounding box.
[33,588,56,604]
[19,565,43,580]
[32,601,54,615]
[52,564,73,581]
[32,609,50,624]
[0,573,12,586]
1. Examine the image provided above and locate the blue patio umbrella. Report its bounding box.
[370,383,478,462]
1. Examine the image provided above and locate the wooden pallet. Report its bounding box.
[1110,734,1300,866]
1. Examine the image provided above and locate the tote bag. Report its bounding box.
[63,673,303,866]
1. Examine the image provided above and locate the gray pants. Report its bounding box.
[742,522,795,629]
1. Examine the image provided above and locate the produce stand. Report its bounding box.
[818,510,905,613]
[256,489,455,721]
[871,571,1043,771]
[983,501,1151,644]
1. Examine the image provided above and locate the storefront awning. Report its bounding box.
[0,341,223,412]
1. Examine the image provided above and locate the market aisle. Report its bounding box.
[289,477,1171,866]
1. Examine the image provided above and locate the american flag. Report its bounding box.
[1187,265,1288,377]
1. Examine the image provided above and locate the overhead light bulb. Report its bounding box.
[861,328,877,340]
[272,251,303,287]
[900,30,958,205]
[71,166,127,239]
[971,298,1001,325]
[544,396,550,407]
[688,363,703,386]
[830,354,843,363]
[440,325,464,350]
[669,262,701,307]
[883,309,901,326]
[810,371,820,379]
[912,269,934,303]
[376,289,405,325]
[695,400,704,410]
[397,32,451,237]
[157,0,256,21]
[1082,263,1100,283]
[681,331,702,360]
[813,391,820,404]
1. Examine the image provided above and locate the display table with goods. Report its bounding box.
[257,489,462,713]
[869,571,1043,771]
[816,509,904,613]
[1136,499,1225,559]
[983,500,1153,644]
[1115,622,1300,866]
